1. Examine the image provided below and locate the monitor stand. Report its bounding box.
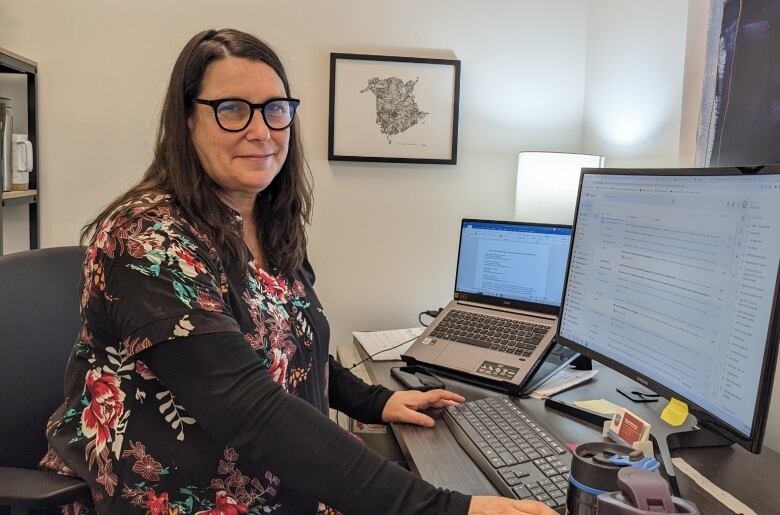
[616,385,660,403]
[650,418,733,496]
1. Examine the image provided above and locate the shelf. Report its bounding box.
[0,46,37,74]
[2,189,37,207]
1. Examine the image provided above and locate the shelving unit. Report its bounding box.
[0,47,38,255]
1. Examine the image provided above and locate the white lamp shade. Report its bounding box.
[515,152,604,225]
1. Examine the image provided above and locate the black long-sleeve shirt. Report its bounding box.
[44,195,469,514]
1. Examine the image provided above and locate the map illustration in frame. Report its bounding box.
[328,53,460,164]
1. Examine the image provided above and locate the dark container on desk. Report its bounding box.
[597,467,699,514]
[566,442,636,515]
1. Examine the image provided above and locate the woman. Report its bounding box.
[42,28,557,515]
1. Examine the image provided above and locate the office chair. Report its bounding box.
[0,247,90,514]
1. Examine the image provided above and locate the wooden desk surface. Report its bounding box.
[361,357,780,515]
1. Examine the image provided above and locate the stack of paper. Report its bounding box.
[352,327,424,361]
[529,369,598,399]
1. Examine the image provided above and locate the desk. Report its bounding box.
[355,350,780,514]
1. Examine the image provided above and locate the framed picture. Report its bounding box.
[328,53,461,165]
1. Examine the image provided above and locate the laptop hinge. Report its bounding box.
[455,300,557,321]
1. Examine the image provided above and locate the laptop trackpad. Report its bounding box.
[437,343,485,372]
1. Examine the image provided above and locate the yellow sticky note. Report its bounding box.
[661,397,689,426]
[573,399,622,416]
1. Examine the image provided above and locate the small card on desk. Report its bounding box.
[608,407,651,446]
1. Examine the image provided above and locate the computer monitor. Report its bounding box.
[557,166,780,453]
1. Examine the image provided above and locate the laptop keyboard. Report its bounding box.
[444,397,570,510]
[429,310,549,357]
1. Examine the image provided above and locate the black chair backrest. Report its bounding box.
[0,246,85,469]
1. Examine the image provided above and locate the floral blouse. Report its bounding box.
[42,194,349,514]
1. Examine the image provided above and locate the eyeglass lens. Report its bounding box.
[215,100,295,130]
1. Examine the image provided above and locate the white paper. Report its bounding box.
[529,369,598,399]
[352,327,424,361]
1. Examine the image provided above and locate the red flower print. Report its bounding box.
[39,448,77,477]
[61,499,88,515]
[135,360,157,380]
[197,289,222,312]
[175,248,206,278]
[81,369,125,455]
[218,459,235,475]
[121,440,147,460]
[96,459,118,497]
[269,329,288,349]
[127,236,147,259]
[291,279,306,298]
[244,333,263,352]
[123,336,152,357]
[132,454,164,481]
[79,325,93,345]
[145,489,169,515]
[224,447,239,462]
[195,491,248,515]
[256,269,288,302]
[267,348,288,386]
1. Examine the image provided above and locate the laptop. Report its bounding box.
[402,219,572,394]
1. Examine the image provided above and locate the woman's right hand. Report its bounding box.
[468,496,559,515]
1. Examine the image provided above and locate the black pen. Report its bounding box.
[544,397,611,427]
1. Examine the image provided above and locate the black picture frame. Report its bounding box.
[328,53,461,165]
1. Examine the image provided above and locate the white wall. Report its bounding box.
[5,1,777,451]
[582,0,689,167]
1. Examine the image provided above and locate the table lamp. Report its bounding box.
[515,151,605,225]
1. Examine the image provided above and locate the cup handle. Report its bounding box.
[14,140,33,172]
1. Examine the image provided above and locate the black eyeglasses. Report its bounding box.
[192,97,300,132]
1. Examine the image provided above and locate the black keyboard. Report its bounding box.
[430,310,549,357]
[444,397,570,511]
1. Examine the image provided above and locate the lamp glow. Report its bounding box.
[515,152,605,225]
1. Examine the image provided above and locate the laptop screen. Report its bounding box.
[455,220,572,307]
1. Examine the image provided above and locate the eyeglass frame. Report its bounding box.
[191,97,301,132]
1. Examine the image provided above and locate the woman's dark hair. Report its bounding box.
[81,28,312,275]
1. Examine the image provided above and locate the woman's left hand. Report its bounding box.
[381,389,465,427]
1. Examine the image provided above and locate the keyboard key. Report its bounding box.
[535,492,551,502]
[548,488,564,499]
[510,468,530,479]
[498,452,518,466]
[512,485,533,499]
[489,456,506,468]
[554,496,567,506]
[511,451,530,463]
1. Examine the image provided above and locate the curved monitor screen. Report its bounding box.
[559,171,780,440]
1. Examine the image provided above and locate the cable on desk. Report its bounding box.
[347,335,419,371]
[418,308,442,327]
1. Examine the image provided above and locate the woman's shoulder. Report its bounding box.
[90,193,210,255]
[96,193,194,240]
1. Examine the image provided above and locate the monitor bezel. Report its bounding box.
[555,166,780,453]
[454,218,572,316]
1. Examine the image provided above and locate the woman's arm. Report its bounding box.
[327,355,394,423]
[141,331,471,514]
